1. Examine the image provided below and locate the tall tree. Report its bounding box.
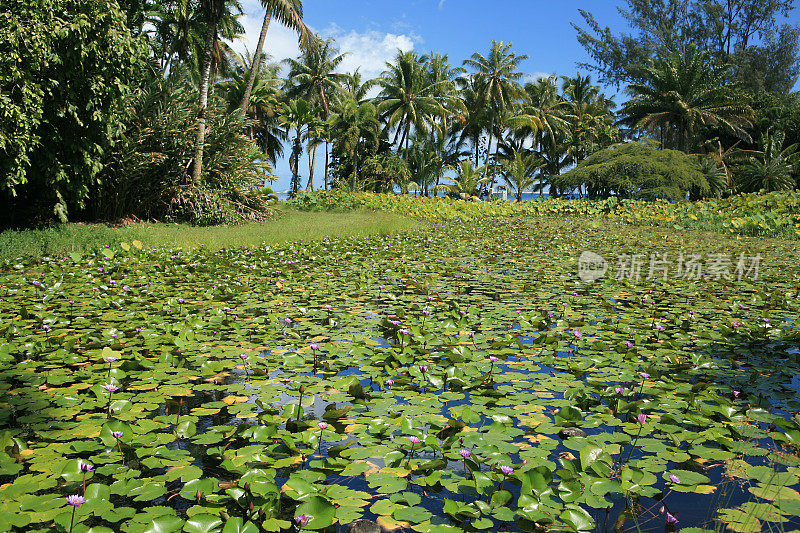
[573,0,800,93]
[377,50,447,157]
[329,100,380,190]
[279,99,318,196]
[285,37,347,188]
[237,0,312,118]
[190,0,229,184]
[463,41,527,181]
[339,69,379,104]
[620,46,753,153]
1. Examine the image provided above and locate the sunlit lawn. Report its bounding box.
[0,208,416,261]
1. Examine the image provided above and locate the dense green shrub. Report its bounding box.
[0,0,147,222]
[553,143,710,200]
[95,80,273,225]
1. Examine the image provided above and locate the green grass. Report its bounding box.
[0,209,417,262]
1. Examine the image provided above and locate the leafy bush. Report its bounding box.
[287,190,370,211]
[94,80,273,225]
[0,0,147,222]
[553,143,710,200]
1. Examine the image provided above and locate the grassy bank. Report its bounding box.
[0,208,416,262]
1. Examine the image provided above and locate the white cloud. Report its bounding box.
[322,23,416,80]
[231,3,418,82]
[232,0,303,64]
[524,72,555,83]
[438,0,446,10]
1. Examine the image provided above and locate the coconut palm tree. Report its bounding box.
[452,75,491,168]
[433,160,491,200]
[217,51,284,164]
[237,0,312,118]
[329,100,380,189]
[285,37,347,119]
[377,50,448,157]
[339,69,379,105]
[285,37,347,189]
[191,0,243,184]
[499,149,542,201]
[278,98,319,196]
[463,41,527,178]
[422,53,466,138]
[620,45,753,153]
[561,74,616,165]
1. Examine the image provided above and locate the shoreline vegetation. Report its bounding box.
[1,190,798,263]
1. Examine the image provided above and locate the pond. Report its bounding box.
[0,217,799,532]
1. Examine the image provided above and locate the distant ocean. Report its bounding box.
[272,190,575,201]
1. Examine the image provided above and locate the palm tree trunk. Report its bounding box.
[324,140,329,190]
[191,16,217,186]
[238,12,272,118]
[307,143,317,191]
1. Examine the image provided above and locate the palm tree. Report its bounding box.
[695,156,728,198]
[422,53,466,138]
[463,41,527,179]
[735,130,799,192]
[191,0,242,184]
[452,76,490,168]
[217,50,285,165]
[339,69,379,104]
[522,75,568,151]
[285,37,347,188]
[330,100,380,189]
[237,0,312,118]
[278,99,319,196]
[433,160,491,200]
[500,150,542,201]
[561,74,616,165]
[620,45,753,153]
[377,50,448,157]
[285,37,347,119]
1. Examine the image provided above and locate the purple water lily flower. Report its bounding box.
[111,431,123,439]
[317,422,328,430]
[669,473,681,484]
[665,512,678,525]
[66,495,85,507]
[614,387,625,394]
[409,436,421,444]
[294,514,310,527]
[636,414,647,424]
[499,465,514,476]
[573,328,582,338]
[460,449,471,458]
[103,384,118,393]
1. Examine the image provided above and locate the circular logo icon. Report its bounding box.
[578,251,607,283]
